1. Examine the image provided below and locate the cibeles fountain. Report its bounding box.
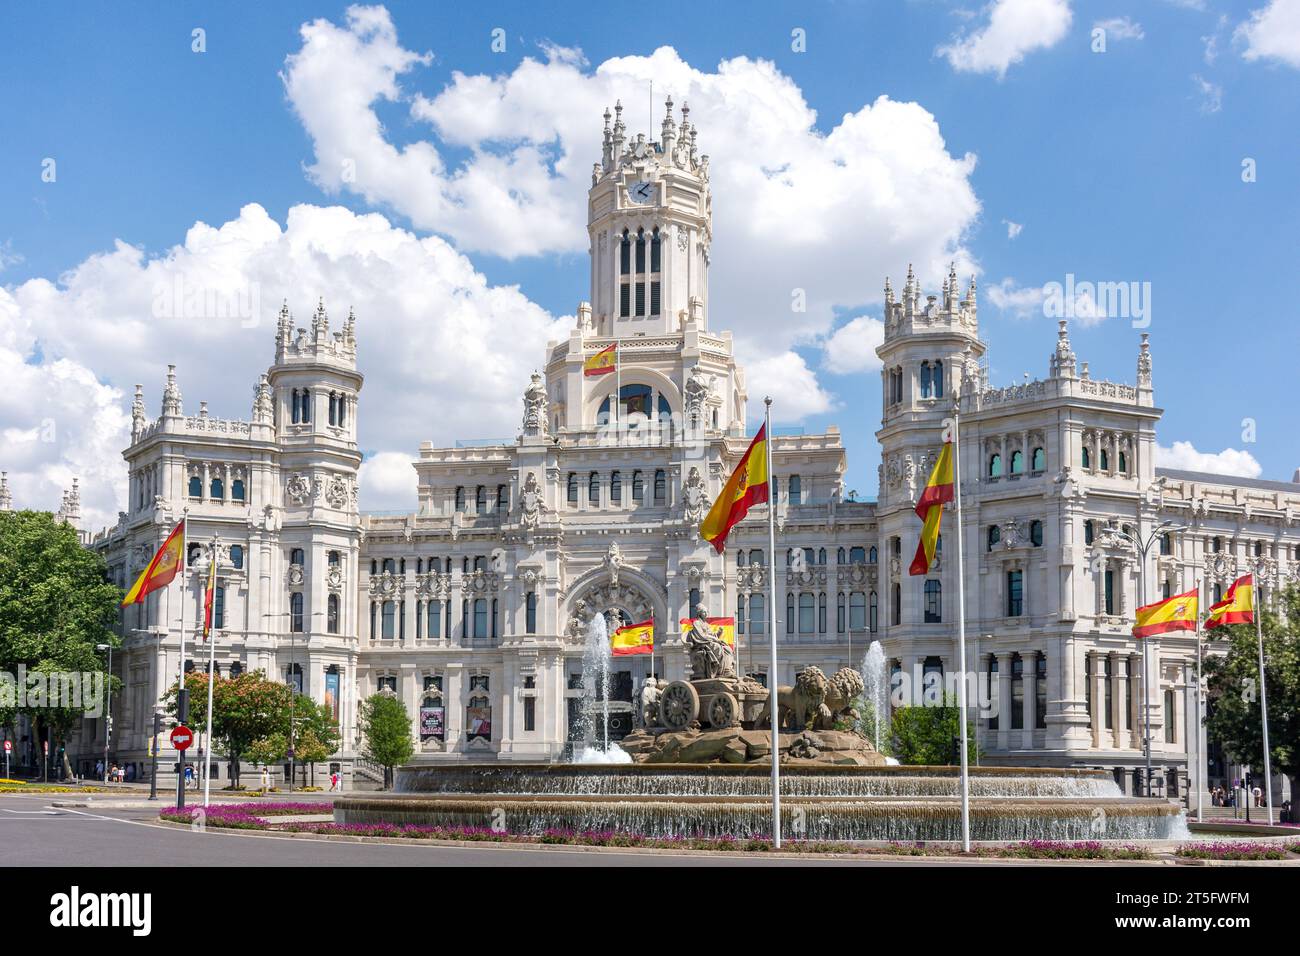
[336,606,1188,843]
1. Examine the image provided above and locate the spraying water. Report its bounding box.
[861,641,889,754]
[577,610,631,764]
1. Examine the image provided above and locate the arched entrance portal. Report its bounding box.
[563,575,665,756]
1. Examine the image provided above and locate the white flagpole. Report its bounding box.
[615,344,621,444]
[950,406,972,852]
[764,397,780,849]
[175,508,189,810]
[1253,574,1274,825]
[202,534,219,807]
[1195,579,1204,824]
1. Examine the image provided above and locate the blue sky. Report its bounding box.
[2,0,1298,523]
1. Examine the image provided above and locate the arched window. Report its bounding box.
[230,545,244,569]
[525,592,537,634]
[1084,520,1095,546]
[798,593,815,634]
[653,469,666,505]
[933,360,943,398]
[610,471,622,503]
[868,546,878,564]
[737,550,747,568]
[849,591,866,630]
[497,484,508,514]
[567,473,579,506]
[987,525,1001,552]
[300,389,310,424]
[328,392,337,426]
[788,474,802,505]
[454,486,465,511]
[188,476,202,498]
[589,472,600,505]
[749,549,765,566]
[1118,452,1127,473]
[1010,450,1023,475]
[475,485,488,513]
[1253,539,1263,557]
[924,580,941,623]
[631,470,644,502]
[818,548,827,566]
[620,229,631,275]
[1160,533,1171,556]
[1100,449,1109,471]
[1082,447,1091,469]
[634,229,647,315]
[381,558,395,574]
[836,547,846,564]
[291,592,305,633]
[1030,520,1044,547]
[650,229,662,315]
[920,362,932,399]
[1212,536,1222,553]
[1031,447,1045,472]
[291,388,300,424]
[327,594,339,634]
[989,453,1002,478]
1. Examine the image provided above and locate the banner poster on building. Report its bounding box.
[420,706,445,740]
[466,706,492,741]
[324,669,340,721]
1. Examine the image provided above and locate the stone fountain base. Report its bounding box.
[618,726,889,766]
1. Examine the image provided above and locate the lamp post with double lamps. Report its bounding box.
[1099,518,1186,798]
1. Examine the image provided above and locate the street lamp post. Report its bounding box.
[95,642,113,785]
[1101,518,1184,798]
[264,609,319,794]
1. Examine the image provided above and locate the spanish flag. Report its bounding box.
[202,556,217,640]
[680,617,736,647]
[121,518,186,606]
[699,425,769,553]
[1206,574,1254,630]
[583,343,617,377]
[909,442,954,576]
[1133,587,1199,639]
[611,619,654,656]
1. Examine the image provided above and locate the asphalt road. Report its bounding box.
[0,791,978,866]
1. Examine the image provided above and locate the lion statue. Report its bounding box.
[758,665,866,732]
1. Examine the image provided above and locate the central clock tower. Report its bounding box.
[585,98,712,337]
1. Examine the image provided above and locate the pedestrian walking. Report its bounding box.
[260,765,270,796]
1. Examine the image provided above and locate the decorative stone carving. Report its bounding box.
[287,563,304,587]
[326,565,344,590]
[603,541,624,585]
[324,474,349,510]
[522,371,548,438]
[682,467,711,522]
[1001,517,1023,549]
[286,474,311,506]
[369,570,401,597]
[684,607,736,680]
[461,570,499,594]
[683,366,714,427]
[252,374,274,425]
[518,472,549,529]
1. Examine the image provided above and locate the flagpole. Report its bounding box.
[175,508,189,812]
[1253,574,1273,825]
[1195,578,1204,824]
[950,405,971,853]
[202,534,219,808]
[764,397,780,849]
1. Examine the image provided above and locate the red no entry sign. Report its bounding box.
[2,740,10,753]
[170,726,193,751]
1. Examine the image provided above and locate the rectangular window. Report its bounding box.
[650,281,660,316]
[1104,570,1114,615]
[524,695,536,732]
[1104,656,1114,730]
[924,580,941,623]
[1036,654,1047,730]
[798,593,815,634]
[748,594,765,635]
[1011,656,1024,730]
[428,600,441,640]
[525,592,537,634]
[1164,689,1176,743]
[473,598,488,640]
[635,281,645,316]
[891,584,901,626]
[381,601,394,640]
[1007,570,1024,617]
[988,658,999,731]
[620,283,630,317]
[849,592,866,630]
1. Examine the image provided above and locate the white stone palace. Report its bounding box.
[47,100,1298,803]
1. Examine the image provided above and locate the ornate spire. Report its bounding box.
[1137,332,1152,389]
[883,275,894,307]
[56,478,80,526]
[612,100,626,158]
[131,383,146,441]
[660,94,677,156]
[965,274,977,308]
[313,297,329,340]
[252,373,274,425]
[161,364,183,417]
[1051,319,1076,379]
[0,471,11,511]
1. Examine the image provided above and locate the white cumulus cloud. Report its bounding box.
[1235,0,1300,68]
[938,0,1074,78]
[1094,17,1145,41]
[1156,441,1263,478]
[822,316,885,375]
[357,450,419,512]
[282,5,981,379]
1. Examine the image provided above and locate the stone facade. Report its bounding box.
[58,100,1300,801]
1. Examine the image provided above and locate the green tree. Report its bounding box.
[359,693,413,789]
[888,693,979,765]
[246,733,287,769]
[0,511,121,779]
[291,697,340,787]
[1203,584,1299,821]
[165,669,292,787]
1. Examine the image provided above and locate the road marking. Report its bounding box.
[1,808,59,815]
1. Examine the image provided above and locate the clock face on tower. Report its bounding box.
[628,180,655,205]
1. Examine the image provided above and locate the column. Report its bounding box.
[997,652,1013,752]
[1021,652,1036,749]
[1128,653,1142,749]
[1110,650,1124,749]
[1089,651,1102,748]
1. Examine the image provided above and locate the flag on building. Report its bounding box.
[583,343,617,377]
[1206,574,1254,629]
[1133,587,1199,638]
[201,555,217,641]
[909,441,954,576]
[699,424,769,553]
[679,616,736,647]
[121,518,186,606]
[611,619,654,656]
